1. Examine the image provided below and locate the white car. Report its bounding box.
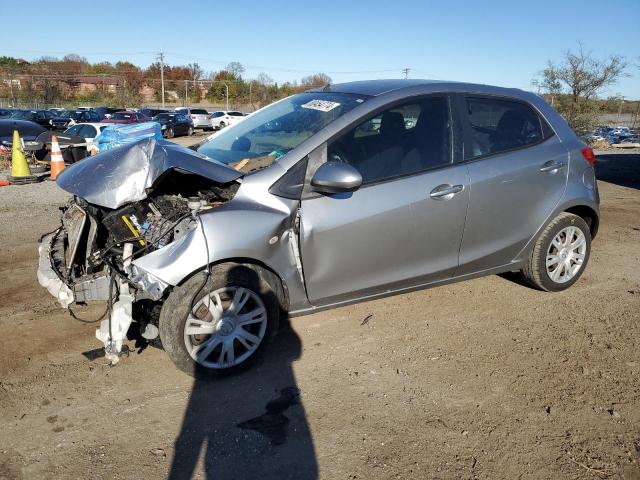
[209,111,246,130]
[63,122,111,150]
[174,107,212,130]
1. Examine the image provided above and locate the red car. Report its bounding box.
[102,111,151,124]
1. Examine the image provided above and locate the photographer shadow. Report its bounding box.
[168,266,318,480]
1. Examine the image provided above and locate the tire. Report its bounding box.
[521,212,591,292]
[219,121,226,128]
[166,128,174,139]
[187,126,194,136]
[159,263,282,379]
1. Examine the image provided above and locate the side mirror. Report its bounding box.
[311,161,362,194]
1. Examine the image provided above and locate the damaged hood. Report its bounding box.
[56,138,242,208]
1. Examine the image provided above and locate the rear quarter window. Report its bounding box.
[464,97,550,159]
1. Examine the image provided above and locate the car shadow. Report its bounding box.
[168,268,317,480]
[595,152,640,190]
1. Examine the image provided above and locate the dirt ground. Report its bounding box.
[0,148,639,480]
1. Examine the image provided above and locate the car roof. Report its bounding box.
[311,79,528,98]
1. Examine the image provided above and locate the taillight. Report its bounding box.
[581,147,596,167]
[190,115,196,119]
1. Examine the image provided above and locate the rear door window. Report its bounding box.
[79,125,97,137]
[65,125,82,136]
[464,97,546,159]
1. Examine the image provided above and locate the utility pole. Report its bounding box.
[617,95,624,125]
[223,82,229,111]
[402,68,410,79]
[185,79,188,106]
[158,51,165,108]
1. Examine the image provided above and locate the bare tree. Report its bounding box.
[226,62,245,78]
[300,73,332,87]
[535,44,627,130]
[187,62,203,81]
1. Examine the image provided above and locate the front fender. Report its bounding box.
[131,201,309,310]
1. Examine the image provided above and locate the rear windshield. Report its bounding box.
[191,109,208,114]
[10,110,35,120]
[111,112,134,120]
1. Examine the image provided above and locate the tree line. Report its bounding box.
[0,54,333,109]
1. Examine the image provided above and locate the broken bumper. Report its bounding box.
[37,231,113,308]
[37,232,75,308]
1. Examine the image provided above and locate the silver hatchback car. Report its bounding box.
[39,80,599,378]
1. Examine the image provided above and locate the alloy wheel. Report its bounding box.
[183,286,268,369]
[546,226,587,283]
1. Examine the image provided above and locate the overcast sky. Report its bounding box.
[1,0,638,98]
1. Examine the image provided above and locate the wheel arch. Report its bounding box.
[563,204,599,239]
[175,257,291,316]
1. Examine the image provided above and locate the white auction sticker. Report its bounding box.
[301,100,341,112]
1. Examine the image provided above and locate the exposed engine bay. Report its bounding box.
[37,139,242,363]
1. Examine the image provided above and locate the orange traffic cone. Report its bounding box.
[49,135,66,181]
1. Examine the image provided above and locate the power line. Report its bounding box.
[1,48,156,56]
[1,49,406,77]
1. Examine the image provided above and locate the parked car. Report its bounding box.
[51,110,103,131]
[48,108,66,116]
[174,107,212,130]
[209,110,246,130]
[91,107,123,119]
[10,109,58,129]
[102,111,151,124]
[35,122,109,163]
[39,80,599,378]
[140,108,170,119]
[153,112,194,138]
[0,119,46,147]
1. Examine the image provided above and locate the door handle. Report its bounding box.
[430,184,464,199]
[539,161,566,173]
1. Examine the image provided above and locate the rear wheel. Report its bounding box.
[219,121,226,129]
[521,212,591,291]
[187,126,194,136]
[159,263,281,379]
[166,127,174,139]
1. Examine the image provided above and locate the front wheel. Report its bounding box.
[165,127,174,139]
[187,126,194,136]
[521,212,591,291]
[159,263,281,379]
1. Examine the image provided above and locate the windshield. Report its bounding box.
[197,92,367,169]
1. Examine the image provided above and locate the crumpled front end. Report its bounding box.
[38,139,242,363]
